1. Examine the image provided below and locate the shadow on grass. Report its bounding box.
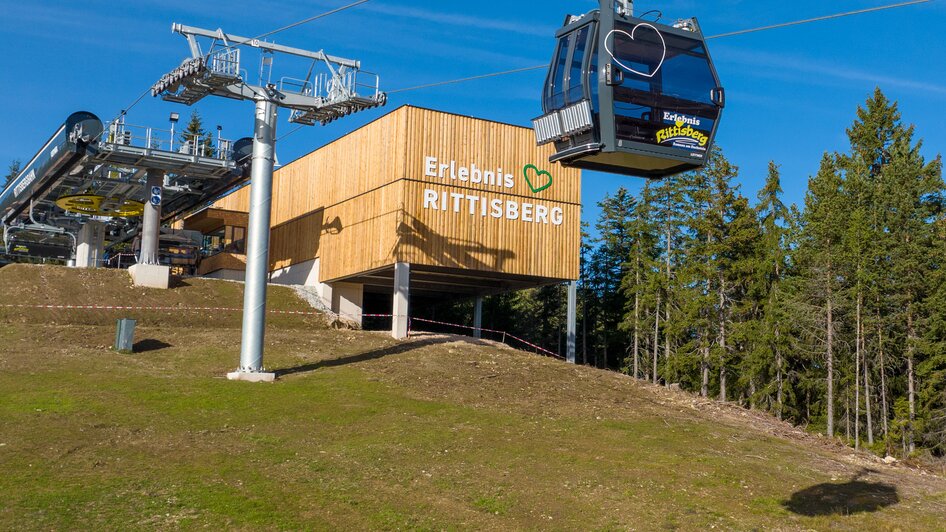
[169,277,191,289]
[275,333,463,377]
[133,339,173,353]
[783,469,899,516]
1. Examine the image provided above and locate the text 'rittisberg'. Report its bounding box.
[421,156,564,226]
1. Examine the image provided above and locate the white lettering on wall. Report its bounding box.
[424,156,515,189]
[419,156,568,228]
[424,156,438,178]
[421,188,566,227]
[551,207,564,226]
[423,189,438,209]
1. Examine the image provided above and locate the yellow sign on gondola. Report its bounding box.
[55,194,145,217]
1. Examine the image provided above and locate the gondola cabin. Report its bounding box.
[533,2,724,178]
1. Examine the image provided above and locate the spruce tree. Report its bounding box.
[677,161,715,395]
[592,188,636,367]
[620,183,659,378]
[3,159,21,190]
[841,89,944,454]
[687,147,750,402]
[919,214,946,454]
[797,153,848,438]
[751,162,791,416]
[180,110,215,156]
[649,172,692,384]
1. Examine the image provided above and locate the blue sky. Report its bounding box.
[2,0,944,238]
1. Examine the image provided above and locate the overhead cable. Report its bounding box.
[387,0,936,94]
[271,0,937,143]
[255,0,373,39]
[387,65,548,94]
[707,0,934,39]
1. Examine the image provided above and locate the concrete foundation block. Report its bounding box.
[227,371,277,383]
[128,264,171,289]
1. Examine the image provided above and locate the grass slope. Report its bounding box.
[1,265,944,530]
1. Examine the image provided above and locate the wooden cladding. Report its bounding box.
[403,108,581,204]
[213,110,409,226]
[208,105,581,284]
[196,252,247,276]
[183,208,249,234]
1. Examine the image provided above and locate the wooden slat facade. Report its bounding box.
[196,252,247,276]
[183,208,248,234]
[208,105,581,284]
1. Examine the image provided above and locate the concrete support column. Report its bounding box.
[128,168,171,289]
[392,262,410,339]
[566,281,577,364]
[139,169,164,265]
[318,282,334,312]
[75,221,105,268]
[473,295,483,339]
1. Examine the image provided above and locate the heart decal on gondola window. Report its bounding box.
[523,164,553,194]
[605,23,667,79]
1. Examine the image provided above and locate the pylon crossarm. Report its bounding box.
[172,24,360,68]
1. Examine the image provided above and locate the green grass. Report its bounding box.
[1,266,945,529]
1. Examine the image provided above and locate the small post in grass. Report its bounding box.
[114,318,136,354]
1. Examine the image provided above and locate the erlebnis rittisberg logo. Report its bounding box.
[523,164,553,193]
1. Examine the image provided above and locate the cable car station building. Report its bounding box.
[184,106,581,338]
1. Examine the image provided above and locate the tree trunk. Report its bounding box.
[664,303,671,382]
[664,221,672,381]
[855,321,861,450]
[806,389,811,424]
[827,278,835,439]
[774,260,783,420]
[643,328,651,382]
[864,319,874,446]
[776,338,783,421]
[845,390,851,442]
[701,336,709,398]
[633,269,640,379]
[878,318,889,445]
[749,378,757,410]
[701,276,710,398]
[653,294,660,385]
[907,309,916,454]
[719,278,727,403]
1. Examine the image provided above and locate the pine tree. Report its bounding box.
[591,188,636,368]
[884,132,942,454]
[703,152,745,402]
[797,153,848,438]
[180,110,215,156]
[837,90,902,449]
[620,183,659,379]
[676,164,715,395]
[649,172,692,384]
[751,162,791,416]
[919,213,946,454]
[3,159,21,190]
[841,89,944,454]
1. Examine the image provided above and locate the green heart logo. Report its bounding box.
[523,164,553,194]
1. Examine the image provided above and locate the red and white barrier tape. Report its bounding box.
[0,303,391,318]
[0,304,559,360]
[409,317,563,360]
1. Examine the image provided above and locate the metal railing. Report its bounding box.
[209,48,241,78]
[102,120,235,160]
[280,69,382,103]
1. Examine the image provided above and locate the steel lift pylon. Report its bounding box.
[151,23,386,381]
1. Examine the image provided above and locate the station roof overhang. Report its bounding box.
[182,207,249,233]
[331,264,571,298]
